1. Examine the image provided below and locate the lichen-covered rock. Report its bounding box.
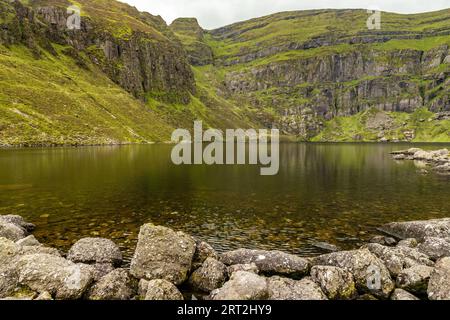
[67,238,122,266]
[35,291,53,300]
[310,266,357,300]
[417,237,450,260]
[0,237,21,266]
[228,263,259,276]
[312,249,394,298]
[192,240,219,270]
[86,263,116,282]
[370,236,397,246]
[390,289,419,301]
[87,269,136,300]
[130,224,196,285]
[0,267,19,299]
[20,245,61,257]
[138,279,149,298]
[267,276,327,300]
[428,257,450,300]
[220,249,309,278]
[0,238,20,298]
[210,271,268,300]
[144,279,184,300]
[188,258,228,293]
[396,265,433,294]
[0,215,35,233]
[380,218,450,241]
[397,238,418,248]
[16,254,93,300]
[363,243,433,277]
[16,235,40,247]
[0,222,27,241]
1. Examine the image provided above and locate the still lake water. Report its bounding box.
[0,143,449,262]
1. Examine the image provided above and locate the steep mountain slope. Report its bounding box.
[173,10,450,142]
[0,0,256,146]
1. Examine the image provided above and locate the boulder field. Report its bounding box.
[1,214,450,300]
[390,148,450,175]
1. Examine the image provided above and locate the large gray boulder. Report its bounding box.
[267,276,327,300]
[144,279,184,300]
[310,266,357,300]
[188,258,228,293]
[220,249,309,278]
[312,249,394,298]
[16,253,93,300]
[67,238,122,266]
[210,271,268,300]
[130,224,196,285]
[192,240,219,270]
[16,235,40,247]
[86,263,116,282]
[396,265,433,294]
[363,243,433,277]
[390,289,419,300]
[417,237,450,260]
[227,263,259,276]
[87,269,136,300]
[397,238,418,248]
[428,257,450,300]
[380,218,450,241]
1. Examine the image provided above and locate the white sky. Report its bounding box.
[119,0,450,29]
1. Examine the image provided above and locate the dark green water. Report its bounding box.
[0,143,449,262]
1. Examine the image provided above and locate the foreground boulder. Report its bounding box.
[130,224,196,285]
[428,257,450,300]
[67,238,123,266]
[192,240,219,270]
[363,243,433,277]
[87,269,136,300]
[267,276,327,300]
[221,249,309,278]
[310,266,357,300]
[396,265,433,295]
[16,235,40,247]
[188,258,228,293]
[210,271,268,300]
[312,249,394,298]
[417,237,450,260]
[390,289,419,301]
[16,253,93,299]
[143,279,184,300]
[380,218,450,240]
[228,263,259,276]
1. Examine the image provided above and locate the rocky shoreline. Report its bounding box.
[391,148,450,175]
[1,215,450,300]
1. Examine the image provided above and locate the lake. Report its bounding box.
[0,143,449,263]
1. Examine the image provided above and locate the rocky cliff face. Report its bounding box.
[173,9,450,141]
[0,0,195,104]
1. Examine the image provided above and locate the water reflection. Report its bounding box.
[0,143,449,262]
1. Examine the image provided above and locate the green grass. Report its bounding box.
[312,108,450,142]
[0,44,175,146]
